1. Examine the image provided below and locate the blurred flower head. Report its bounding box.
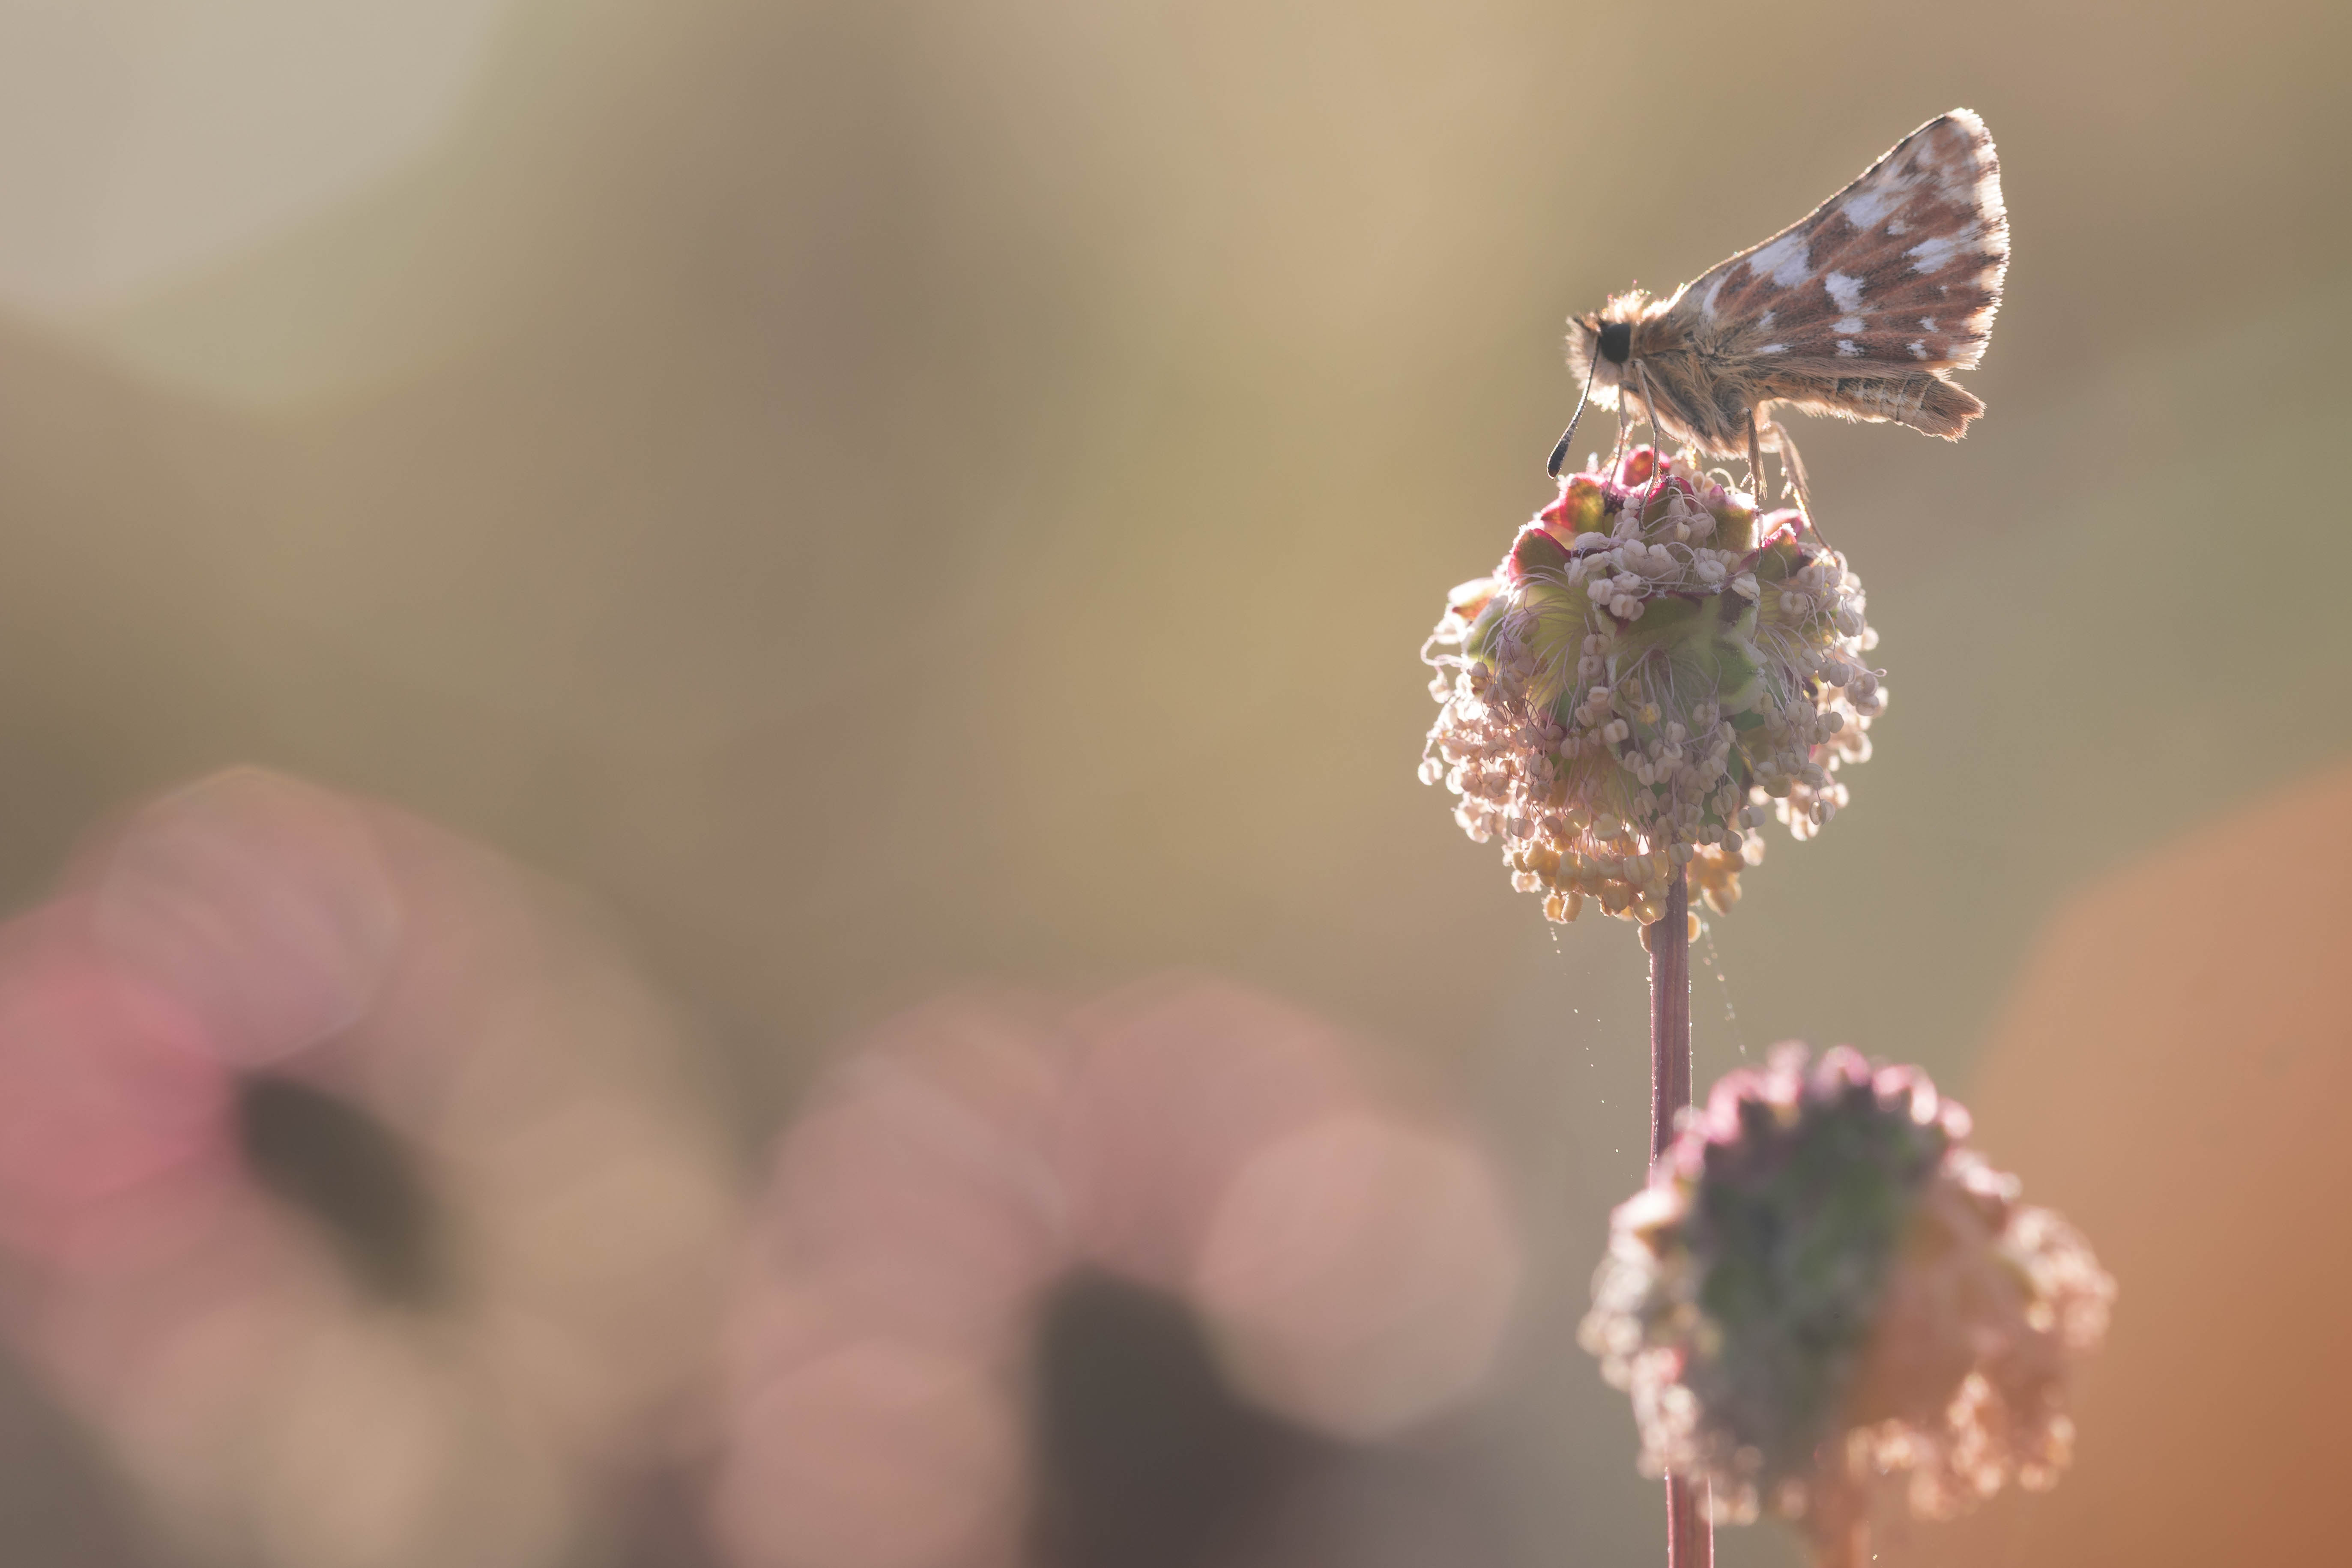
[1579,1044,2112,1556]
[0,768,739,1568]
[711,979,1521,1568]
[1420,449,1881,926]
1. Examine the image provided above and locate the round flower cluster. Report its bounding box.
[1579,1045,2113,1556]
[1419,449,1883,925]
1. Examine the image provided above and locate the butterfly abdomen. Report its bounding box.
[1859,375,1981,439]
[1769,373,1984,439]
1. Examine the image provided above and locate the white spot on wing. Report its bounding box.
[1698,272,1728,320]
[1919,317,1936,330]
[1909,340,1928,358]
[1824,272,1865,312]
[1841,187,1890,228]
[1886,219,1908,236]
[1836,340,1860,357]
[1907,234,1960,273]
[1759,343,1786,354]
[1758,310,1775,329]
[1907,222,1981,276]
[1748,232,1811,288]
[1834,316,1865,335]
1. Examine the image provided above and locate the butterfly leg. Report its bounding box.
[1743,412,1766,502]
[1760,415,1814,517]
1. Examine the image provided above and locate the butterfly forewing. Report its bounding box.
[1674,111,2007,378]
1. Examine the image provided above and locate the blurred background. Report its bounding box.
[1,0,2349,1565]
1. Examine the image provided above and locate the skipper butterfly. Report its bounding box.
[1551,109,2008,510]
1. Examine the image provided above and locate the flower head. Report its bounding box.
[1419,449,1881,925]
[1580,1044,2113,1556]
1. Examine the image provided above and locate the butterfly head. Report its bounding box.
[1566,291,1650,400]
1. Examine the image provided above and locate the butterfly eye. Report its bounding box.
[1597,321,1633,364]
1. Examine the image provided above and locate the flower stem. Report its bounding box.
[1812,1475,1868,1568]
[1647,869,1692,1162]
[1646,868,1711,1568]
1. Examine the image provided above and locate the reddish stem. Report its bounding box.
[1647,869,1693,1164]
[1647,869,1712,1568]
[1811,1475,1869,1568]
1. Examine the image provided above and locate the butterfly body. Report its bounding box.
[1563,110,2008,494]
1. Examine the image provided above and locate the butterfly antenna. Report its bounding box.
[1546,349,1602,477]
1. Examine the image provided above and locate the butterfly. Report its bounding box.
[1548,109,2008,513]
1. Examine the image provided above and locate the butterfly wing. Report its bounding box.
[1668,110,2008,432]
